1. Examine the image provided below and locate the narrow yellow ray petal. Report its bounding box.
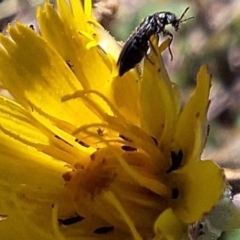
[103,191,142,240]
[38,2,112,91]
[173,65,211,164]
[62,89,128,124]
[57,0,86,30]
[0,98,75,239]
[83,0,92,17]
[69,0,87,28]
[140,38,179,158]
[105,72,141,126]
[0,23,101,127]
[0,96,48,145]
[170,160,225,223]
[113,150,168,196]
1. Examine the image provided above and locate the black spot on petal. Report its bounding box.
[94,226,114,234]
[121,145,137,152]
[119,134,132,142]
[75,139,90,148]
[55,135,73,146]
[166,150,183,173]
[171,188,179,199]
[58,215,84,226]
[151,136,158,146]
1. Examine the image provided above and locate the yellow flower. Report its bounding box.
[0,0,225,239]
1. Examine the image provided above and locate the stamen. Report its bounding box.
[108,146,168,196]
[78,120,164,170]
[106,116,165,169]
[75,125,168,196]
[26,101,78,146]
[72,123,127,147]
[51,204,66,240]
[103,191,142,240]
[62,89,127,123]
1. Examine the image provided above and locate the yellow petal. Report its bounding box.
[154,208,188,240]
[0,97,81,239]
[0,96,69,188]
[105,73,141,125]
[139,38,180,156]
[38,1,112,91]
[173,65,211,164]
[0,23,101,127]
[170,160,225,223]
[0,94,90,172]
[0,95,48,145]
[0,191,65,240]
[100,35,141,125]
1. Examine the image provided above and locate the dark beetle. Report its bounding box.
[117,7,193,76]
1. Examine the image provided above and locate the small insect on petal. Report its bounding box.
[117,7,193,76]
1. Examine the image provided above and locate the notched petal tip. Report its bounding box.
[173,64,212,164]
[154,208,188,240]
[172,161,225,224]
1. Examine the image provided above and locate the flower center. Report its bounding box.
[63,144,170,236]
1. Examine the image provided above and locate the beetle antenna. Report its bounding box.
[179,7,194,23]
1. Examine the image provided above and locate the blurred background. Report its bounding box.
[1,0,240,192]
